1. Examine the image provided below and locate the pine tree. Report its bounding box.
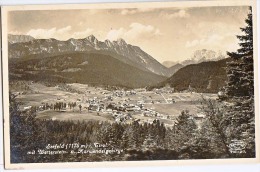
[173,110,197,151]
[224,7,255,157]
[225,7,253,97]
[127,121,140,150]
[142,134,156,150]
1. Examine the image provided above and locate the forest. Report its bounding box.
[9,92,254,163]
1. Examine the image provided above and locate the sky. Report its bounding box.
[8,6,250,63]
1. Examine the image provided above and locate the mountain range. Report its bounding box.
[181,49,226,66]
[162,49,227,68]
[8,34,35,44]
[8,34,170,77]
[8,34,228,92]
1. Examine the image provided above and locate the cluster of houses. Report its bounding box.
[84,93,176,123]
[19,86,207,126]
[141,109,174,120]
[86,96,141,122]
[153,86,174,94]
[111,90,136,98]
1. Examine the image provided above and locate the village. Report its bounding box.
[15,83,217,128]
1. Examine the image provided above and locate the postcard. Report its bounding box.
[1,0,259,169]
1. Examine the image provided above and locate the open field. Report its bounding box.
[11,82,218,126]
[36,110,114,122]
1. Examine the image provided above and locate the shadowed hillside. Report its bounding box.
[9,52,166,88]
[148,58,231,93]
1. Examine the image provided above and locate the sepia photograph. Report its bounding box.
[1,0,259,169]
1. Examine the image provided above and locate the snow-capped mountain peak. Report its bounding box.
[181,49,227,66]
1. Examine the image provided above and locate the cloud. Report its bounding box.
[186,34,224,48]
[8,30,23,35]
[56,26,72,34]
[26,26,94,40]
[106,28,125,41]
[120,8,155,15]
[160,10,190,19]
[106,22,162,42]
[186,40,200,48]
[27,26,72,40]
[71,28,94,39]
[184,20,242,54]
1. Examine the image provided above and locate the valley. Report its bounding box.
[11,81,217,127]
[8,34,225,128]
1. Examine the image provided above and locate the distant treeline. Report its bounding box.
[24,102,79,113]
